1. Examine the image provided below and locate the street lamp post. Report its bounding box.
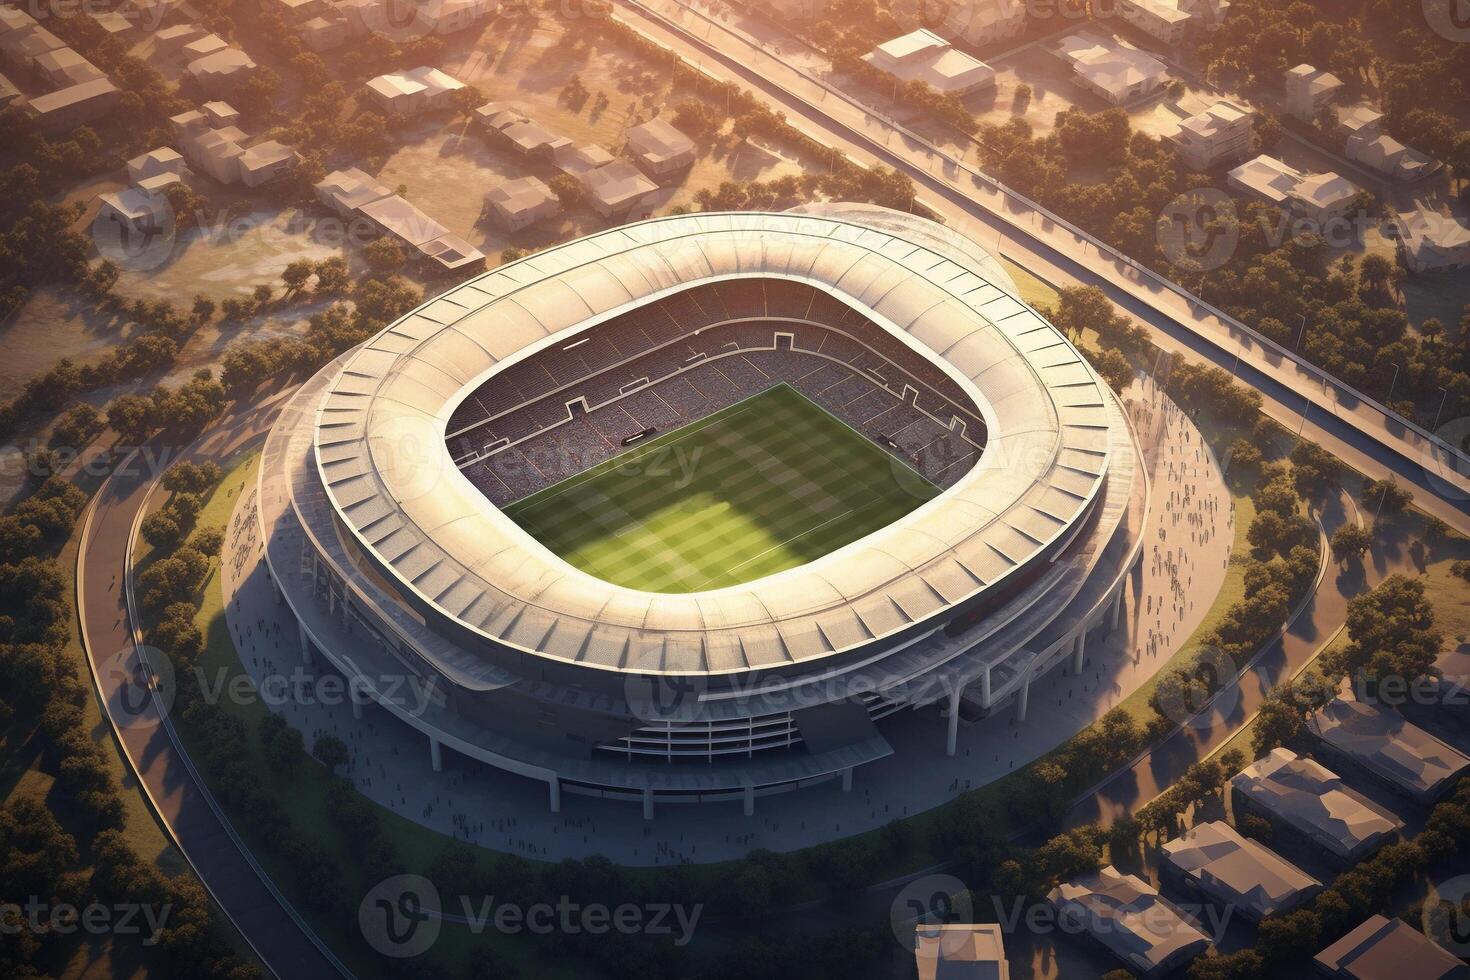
[1386,363,1400,405]
[1294,314,1308,351]
[1433,386,1449,433]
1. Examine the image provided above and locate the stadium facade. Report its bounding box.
[257,205,1149,815]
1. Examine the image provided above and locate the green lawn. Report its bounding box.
[504,384,940,592]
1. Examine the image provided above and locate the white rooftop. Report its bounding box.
[1056,32,1167,99]
[1309,694,1470,800]
[1048,866,1210,976]
[1231,748,1402,859]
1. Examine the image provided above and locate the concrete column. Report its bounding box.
[1017,673,1030,723]
[945,683,965,756]
[743,784,754,817]
[841,767,853,793]
[298,621,313,666]
[429,737,441,773]
[1110,588,1124,632]
[642,787,654,820]
[549,779,561,814]
[1072,630,1086,674]
[980,665,992,710]
[328,589,336,617]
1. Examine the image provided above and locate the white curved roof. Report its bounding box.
[313,210,1113,674]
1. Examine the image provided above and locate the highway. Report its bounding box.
[76,390,350,980]
[612,0,1470,533]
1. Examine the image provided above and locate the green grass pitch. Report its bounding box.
[502,383,941,593]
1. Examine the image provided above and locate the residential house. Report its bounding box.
[863,28,995,96]
[1308,694,1470,801]
[486,176,559,231]
[625,117,697,178]
[25,78,120,133]
[1161,820,1321,920]
[1054,32,1167,106]
[364,65,465,117]
[1230,748,1402,862]
[1047,866,1211,978]
[1314,915,1468,980]
[1228,154,1361,224]
[1167,100,1252,170]
[914,923,1010,980]
[1284,64,1342,123]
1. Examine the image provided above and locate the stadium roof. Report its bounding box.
[311,208,1112,676]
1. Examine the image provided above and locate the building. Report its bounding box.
[1048,867,1210,977]
[255,206,1145,815]
[314,166,394,217]
[863,29,995,97]
[0,11,64,69]
[186,48,257,91]
[581,159,659,219]
[914,923,1010,980]
[1167,100,1252,170]
[1231,748,1402,862]
[1054,32,1167,106]
[1285,64,1342,122]
[349,192,484,272]
[0,71,19,108]
[474,100,525,132]
[1160,820,1320,920]
[1228,154,1360,224]
[298,14,348,52]
[33,47,105,88]
[1308,695,1470,802]
[1335,103,1384,141]
[173,103,297,186]
[155,24,206,56]
[91,11,138,42]
[485,176,559,231]
[182,33,228,62]
[1314,915,1468,980]
[364,65,465,117]
[96,184,172,240]
[1345,132,1440,183]
[930,0,1028,47]
[127,147,189,184]
[25,78,120,134]
[625,117,696,179]
[237,140,299,187]
[1431,646,1470,698]
[1114,0,1229,46]
[274,0,328,21]
[499,118,559,157]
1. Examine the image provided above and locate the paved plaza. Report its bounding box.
[220,378,1230,865]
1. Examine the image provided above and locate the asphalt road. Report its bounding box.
[76,392,348,980]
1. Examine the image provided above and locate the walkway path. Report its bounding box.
[76,390,349,980]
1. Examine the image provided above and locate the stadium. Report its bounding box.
[257,205,1149,815]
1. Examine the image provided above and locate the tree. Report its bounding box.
[1090,347,1134,392]
[1321,574,1440,686]
[313,256,350,295]
[548,173,584,208]
[1362,476,1412,517]
[1330,523,1370,564]
[363,237,405,276]
[107,393,156,444]
[312,735,349,773]
[281,259,315,295]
